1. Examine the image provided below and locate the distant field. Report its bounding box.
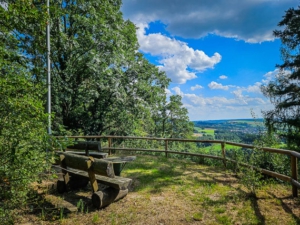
[230,120,264,126]
[194,127,215,135]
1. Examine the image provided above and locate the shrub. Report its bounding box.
[0,70,51,223]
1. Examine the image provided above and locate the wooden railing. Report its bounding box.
[55,135,300,197]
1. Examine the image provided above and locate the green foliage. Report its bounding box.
[153,95,194,138]
[1,0,192,139]
[262,5,300,151]
[240,166,263,196]
[0,67,50,222]
[42,0,171,136]
[0,1,51,222]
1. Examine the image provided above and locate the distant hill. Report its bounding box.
[192,118,264,124]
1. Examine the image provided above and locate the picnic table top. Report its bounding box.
[104,156,136,163]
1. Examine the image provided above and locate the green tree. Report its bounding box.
[2,0,190,140]
[0,1,50,221]
[35,0,170,136]
[154,95,193,138]
[261,5,300,150]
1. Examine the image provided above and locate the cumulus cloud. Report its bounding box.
[171,87,267,109]
[169,86,271,120]
[262,69,279,84]
[165,88,172,96]
[232,89,244,99]
[208,81,230,90]
[122,0,297,43]
[246,82,262,93]
[191,84,204,91]
[136,23,221,84]
[172,86,184,96]
[219,75,228,79]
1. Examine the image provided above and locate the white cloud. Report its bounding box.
[168,86,272,120]
[171,86,184,96]
[219,75,228,79]
[122,0,297,43]
[246,82,262,93]
[191,84,203,91]
[262,69,279,84]
[208,81,230,90]
[232,89,244,99]
[136,23,221,84]
[165,88,172,97]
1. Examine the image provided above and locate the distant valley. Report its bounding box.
[193,119,265,144]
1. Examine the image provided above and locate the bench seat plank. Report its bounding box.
[67,168,132,190]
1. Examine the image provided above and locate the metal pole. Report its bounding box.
[47,0,51,135]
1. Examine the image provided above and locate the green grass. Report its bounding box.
[194,127,215,135]
[17,154,300,225]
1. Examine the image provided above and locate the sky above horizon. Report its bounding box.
[121,0,299,121]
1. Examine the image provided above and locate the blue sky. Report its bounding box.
[121,0,299,121]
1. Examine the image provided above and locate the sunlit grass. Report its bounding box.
[17,154,300,225]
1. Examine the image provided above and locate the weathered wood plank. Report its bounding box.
[59,152,114,177]
[62,168,131,190]
[87,160,98,193]
[92,188,128,208]
[60,155,70,191]
[92,159,115,177]
[65,151,108,159]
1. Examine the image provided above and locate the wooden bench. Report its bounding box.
[57,152,132,208]
[63,141,136,176]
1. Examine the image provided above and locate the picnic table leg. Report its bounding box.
[57,155,70,193]
[87,160,98,193]
[92,187,128,208]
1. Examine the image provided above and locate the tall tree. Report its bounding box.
[153,95,193,138]
[44,0,170,135]
[262,5,300,150]
[4,0,191,138]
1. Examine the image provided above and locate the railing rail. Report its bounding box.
[55,135,299,197]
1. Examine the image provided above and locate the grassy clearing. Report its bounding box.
[15,154,300,225]
[194,127,215,135]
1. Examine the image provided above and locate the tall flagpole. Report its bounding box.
[47,0,51,135]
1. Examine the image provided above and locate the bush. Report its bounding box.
[0,70,51,223]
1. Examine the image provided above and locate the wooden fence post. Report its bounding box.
[221,142,226,168]
[291,155,298,197]
[108,137,112,155]
[165,140,168,158]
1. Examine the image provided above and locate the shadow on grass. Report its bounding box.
[194,165,266,224]
[25,179,101,223]
[267,191,300,224]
